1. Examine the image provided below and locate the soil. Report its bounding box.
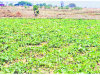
[1,6,100,19]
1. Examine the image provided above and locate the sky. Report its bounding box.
[0,0,100,8]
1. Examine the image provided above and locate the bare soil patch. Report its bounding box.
[1,7,100,19]
[39,67,54,74]
[0,9,23,17]
[34,53,45,59]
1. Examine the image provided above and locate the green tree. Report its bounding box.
[8,3,13,6]
[65,5,69,9]
[69,3,76,8]
[43,3,46,6]
[39,3,43,8]
[44,5,52,9]
[33,5,39,16]
[48,4,52,7]
[53,5,57,9]
[40,3,43,6]
[17,1,32,6]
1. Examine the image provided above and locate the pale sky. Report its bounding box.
[0,0,100,8]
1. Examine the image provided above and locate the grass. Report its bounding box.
[0,18,100,74]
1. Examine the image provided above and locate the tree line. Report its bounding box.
[8,1,82,10]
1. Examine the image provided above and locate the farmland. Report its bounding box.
[0,18,100,74]
[1,6,100,19]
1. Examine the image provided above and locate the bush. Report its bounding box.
[40,6,42,8]
[36,10,39,14]
[74,7,82,10]
[33,5,38,10]
[44,6,51,9]
[65,6,69,9]
[28,6,29,8]
[58,7,61,9]
[25,6,27,9]
[61,7,64,9]
[33,5,39,16]
[71,8,74,10]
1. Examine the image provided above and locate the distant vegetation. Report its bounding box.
[8,3,13,6]
[12,1,82,10]
[74,7,82,10]
[14,1,32,6]
[69,3,76,8]
[36,3,52,9]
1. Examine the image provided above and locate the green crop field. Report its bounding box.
[0,18,100,74]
